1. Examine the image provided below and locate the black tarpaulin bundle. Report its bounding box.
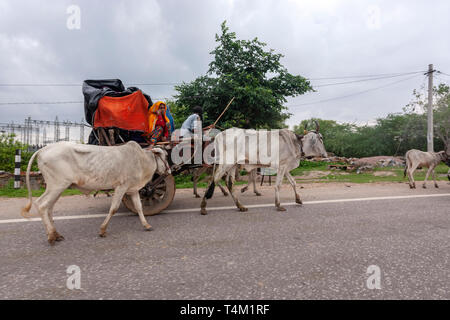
[82,79,154,144]
[82,79,153,126]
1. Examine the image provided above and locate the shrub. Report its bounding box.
[0,134,38,173]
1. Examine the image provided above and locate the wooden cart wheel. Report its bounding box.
[122,174,176,216]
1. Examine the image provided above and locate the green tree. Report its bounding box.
[434,83,450,153]
[0,134,37,173]
[293,83,449,158]
[293,114,441,158]
[404,82,449,153]
[174,21,312,129]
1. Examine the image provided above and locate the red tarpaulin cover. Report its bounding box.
[94,90,149,133]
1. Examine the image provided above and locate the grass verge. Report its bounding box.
[1,161,448,197]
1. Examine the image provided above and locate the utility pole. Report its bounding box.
[80,118,84,143]
[427,64,435,152]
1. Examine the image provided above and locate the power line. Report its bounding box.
[313,71,425,88]
[0,70,426,87]
[0,100,83,105]
[434,72,448,83]
[306,70,426,81]
[0,71,427,106]
[0,93,220,106]
[0,82,183,87]
[287,73,422,108]
[131,82,183,86]
[437,71,450,77]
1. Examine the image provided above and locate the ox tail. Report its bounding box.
[21,149,41,219]
[403,156,411,178]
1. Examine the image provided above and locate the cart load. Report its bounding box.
[83,79,153,145]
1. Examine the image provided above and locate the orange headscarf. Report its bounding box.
[148,101,170,133]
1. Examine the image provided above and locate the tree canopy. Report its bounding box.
[294,115,435,158]
[433,84,450,153]
[293,83,450,158]
[172,21,312,129]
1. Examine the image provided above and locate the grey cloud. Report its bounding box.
[0,0,449,127]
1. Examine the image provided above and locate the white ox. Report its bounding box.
[404,149,449,189]
[21,141,170,244]
[200,127,327,214]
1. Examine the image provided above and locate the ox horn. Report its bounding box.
[304,122,308,134]
[314,120,320,132]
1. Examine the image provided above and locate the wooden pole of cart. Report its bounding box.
[213,97,235,127]
[203,96,235,137]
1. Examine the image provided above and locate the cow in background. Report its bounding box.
[404,149,449,189]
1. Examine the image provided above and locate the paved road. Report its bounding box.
[0,182,449,299]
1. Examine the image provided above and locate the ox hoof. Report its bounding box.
[422,185,427,189]
[200,208,208,215]
[239,207,248,212]
[55,232,65,241]
[255,192,262,196]
[99,231,107,238]
[241,187,248,193]
[144,224,153,231]
[296,198,303,205]
[194,194,201,198]
[222,192,229,197]
[47,232,60,245]
[435,185,439,188]
[277,207,287,212]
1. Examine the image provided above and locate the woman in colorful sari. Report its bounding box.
[145,101,171,146]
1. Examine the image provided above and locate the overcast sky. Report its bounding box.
[1,0,450,128]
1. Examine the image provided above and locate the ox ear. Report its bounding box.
[151,148,165,156]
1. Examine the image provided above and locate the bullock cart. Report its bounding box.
[84,79,212,215]
[96,132,209,216]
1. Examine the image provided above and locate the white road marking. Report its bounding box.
[1,193,449,224]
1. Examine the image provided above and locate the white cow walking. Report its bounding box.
[404,149,448,189]
[200,126,327,214]
[21,141,170,244]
